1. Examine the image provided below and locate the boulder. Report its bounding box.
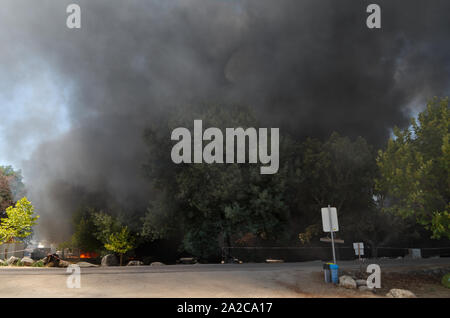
[127,260,144,266]
[43,254,61,267]
[356,279,367,287]
[0,259,6,266]
[358,286,374,292]
[58,260,71,268]
[150,262,165,266]
[101,254,119,267]
[266,259,284,263]
[178,257,196,264]
[21,257,34,266]
[339,275,357,289]
[386,289,417,298]
[76,262,98,268]
[6,256,19,265]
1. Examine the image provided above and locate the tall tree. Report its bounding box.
[142,104,290,259]
[104,226,135,266]
[0,197,39,244]
[0,174,13,217]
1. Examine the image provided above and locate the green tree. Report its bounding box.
[104,226,135,266]
[70,208,125,254]
[0,166,26,200]
[71,208,104,253]
[294,133,380,245]
[142,104,290,259]
[377,97,450,239]
[0,174,13,217]
[0,197,39,244]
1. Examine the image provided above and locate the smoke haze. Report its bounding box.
[0,0,449,241]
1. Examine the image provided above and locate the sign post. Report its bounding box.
[353,242,364,273]
[321,205,339,264]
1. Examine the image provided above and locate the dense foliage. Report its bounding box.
[377,98,450,239]
[0,197,39,244]
[67,99,449,260]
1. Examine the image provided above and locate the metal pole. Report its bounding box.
[328,205,337,264]
[358,244,362,274]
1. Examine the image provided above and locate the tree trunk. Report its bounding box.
[368,241,378,258]
[120,254,123,266]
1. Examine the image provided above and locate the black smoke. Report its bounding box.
[0,0,449,241]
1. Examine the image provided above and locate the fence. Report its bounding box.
[0,243,25,260]
[221,246,450,263]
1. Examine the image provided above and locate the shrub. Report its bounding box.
[32,260,44,267]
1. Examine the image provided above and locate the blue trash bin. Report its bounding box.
[329,264,339,284]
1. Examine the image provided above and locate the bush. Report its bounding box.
[32,260,44,267]
[13,259,23,266]
[442,273,450,289]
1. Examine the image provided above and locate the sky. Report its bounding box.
[0,64,71,172]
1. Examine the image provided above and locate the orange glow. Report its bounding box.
[80,252,99,259]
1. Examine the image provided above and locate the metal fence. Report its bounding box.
[221,246,450,263]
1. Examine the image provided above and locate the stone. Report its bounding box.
[358,286,374,292]
[58,260,71,268]
[150,262,165,266]
[339,275,357,289]
[179,257,196,264]
[76,261,98,268]
[21,257,34,266]
[101,254,119,266]
[127,260,143,266]
[356,279,367,287]
[386,289,417,298]
[266,259,284,263]
[6,256,19,265]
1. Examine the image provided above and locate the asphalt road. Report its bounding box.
[0,258,449,297]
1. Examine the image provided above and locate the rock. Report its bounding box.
[76,262,98,268]
[127,260,144,266]
[339,275,357,289]
[179,257,196,264]
[386,289,417,298]
[21,257,34,266]
[358,286,374,292]
[101,254,119,267]
[150,262,165,266]
[6,256,19,265]
[356,279,367,287]
[266,259,284,263]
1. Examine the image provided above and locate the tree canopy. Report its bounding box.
[0,197,39,244]
[377,97,450,239]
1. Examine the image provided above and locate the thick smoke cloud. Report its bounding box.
[0,0,449,241]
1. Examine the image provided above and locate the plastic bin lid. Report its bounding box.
[329,264,339,269]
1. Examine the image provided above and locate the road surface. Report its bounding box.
[0,258,449,297]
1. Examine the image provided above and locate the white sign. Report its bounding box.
[353,242,364,255]
[321,207,339,232]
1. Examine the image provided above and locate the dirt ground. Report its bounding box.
[335,266,450,298]
[0,260,449,297]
